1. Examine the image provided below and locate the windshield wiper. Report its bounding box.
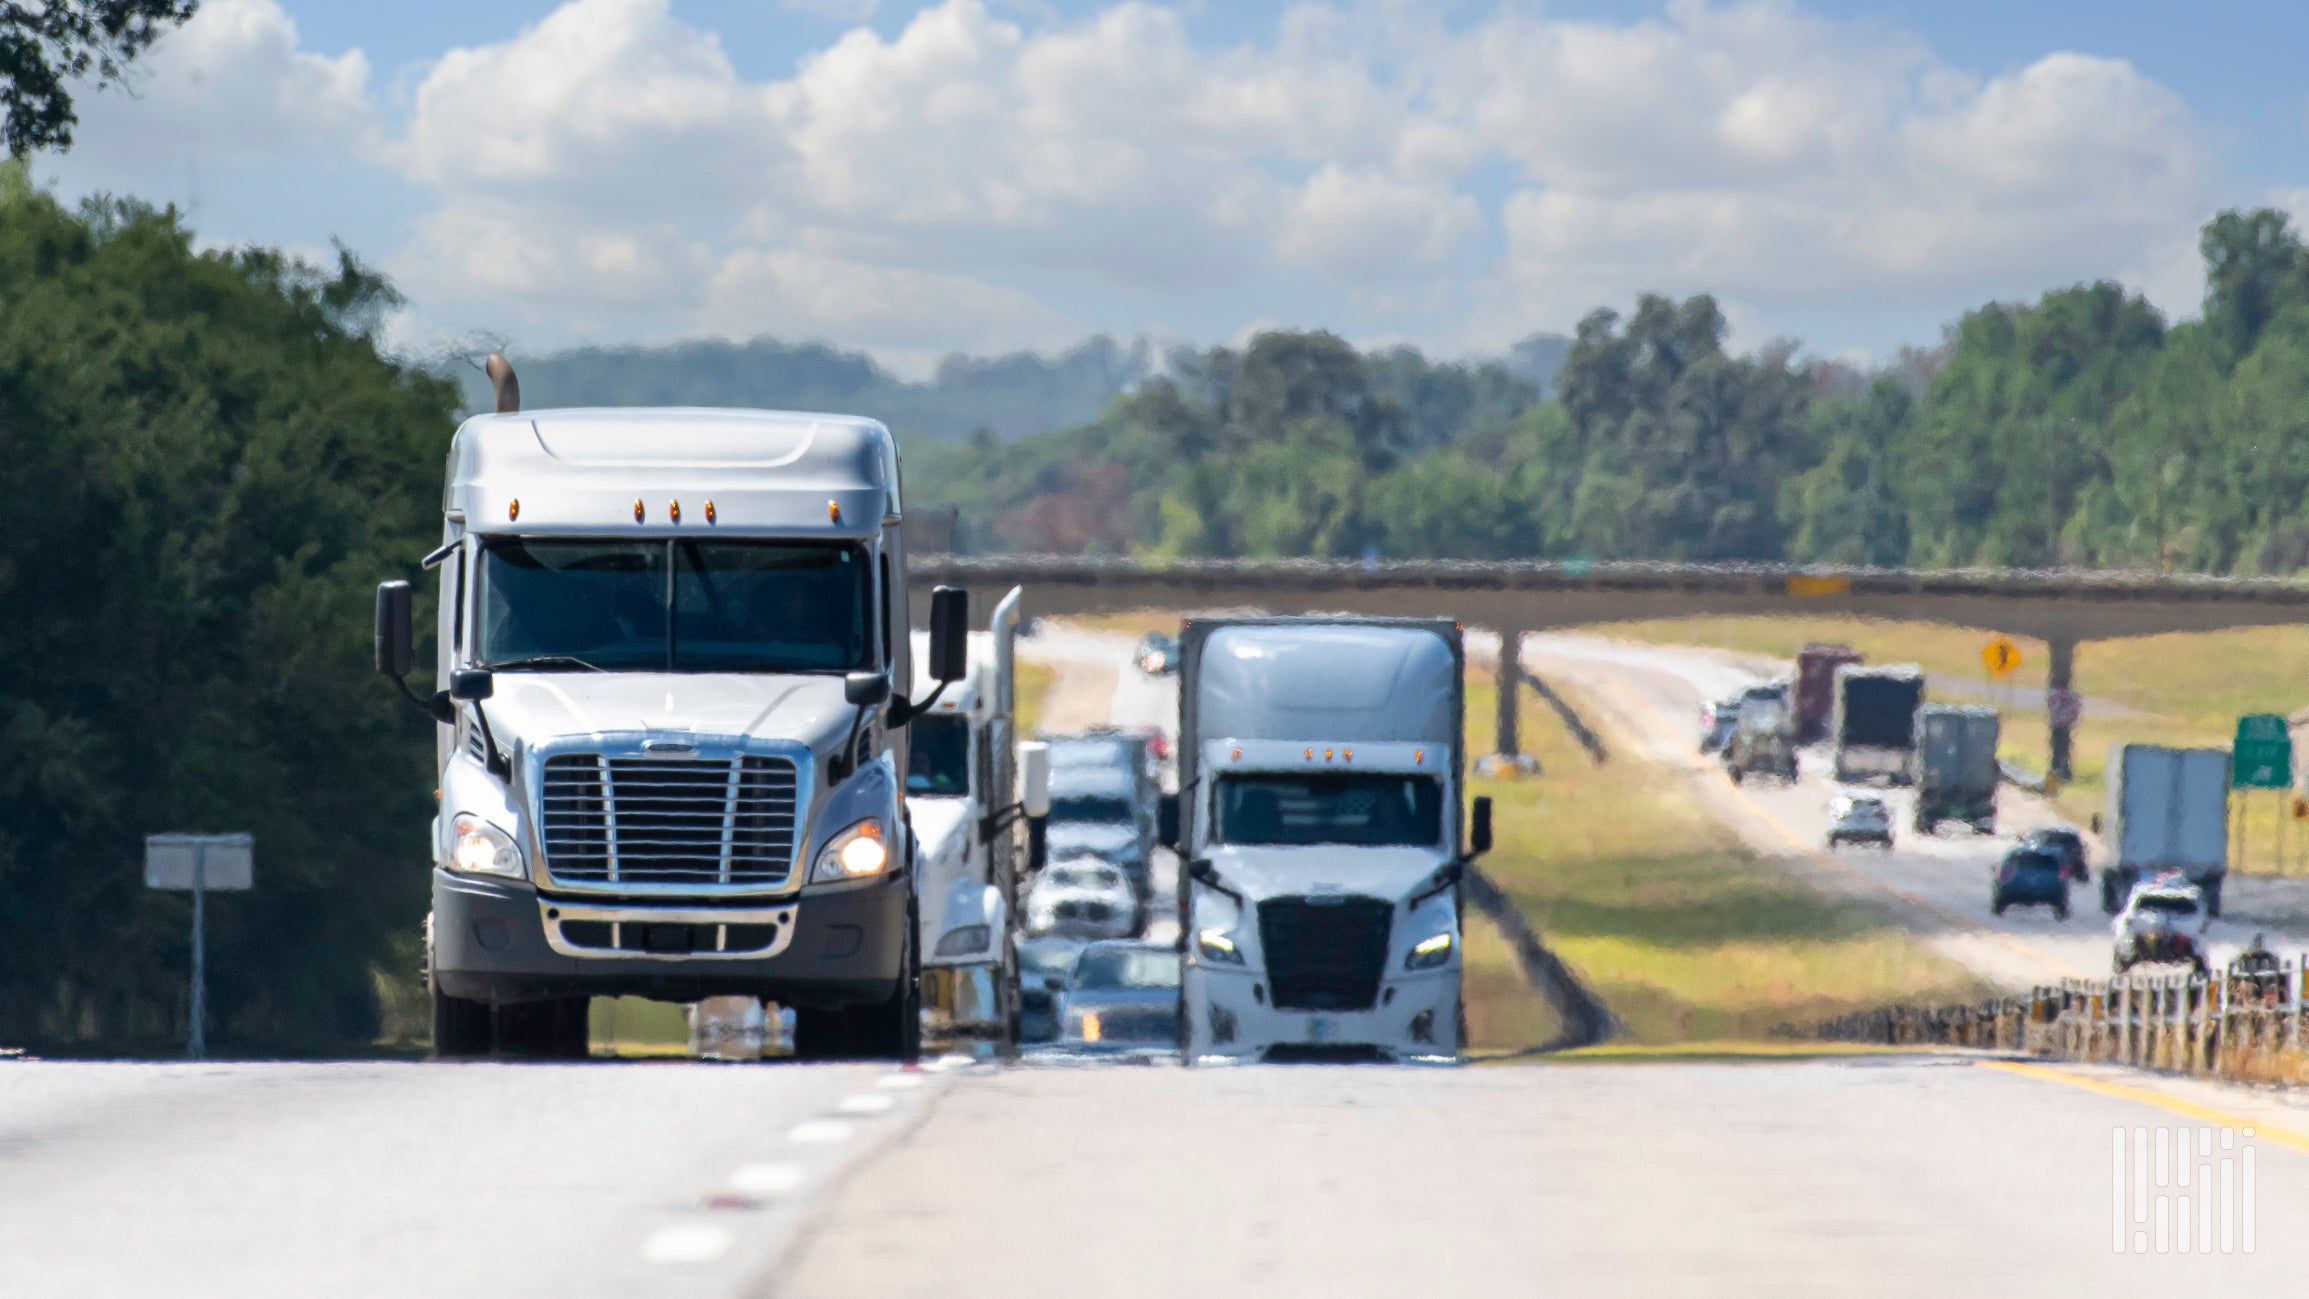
[482,655,608,672]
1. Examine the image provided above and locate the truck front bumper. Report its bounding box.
[1182,965,1460,1061]
[431,869,908,1010]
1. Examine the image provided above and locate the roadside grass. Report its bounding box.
[1014,657,1058,735]
[1599,615,2309,876]
[1461,674,1992,1045]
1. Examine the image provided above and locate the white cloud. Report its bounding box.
[42,0,2240,367]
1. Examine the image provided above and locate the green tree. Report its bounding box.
[1,0,197,155]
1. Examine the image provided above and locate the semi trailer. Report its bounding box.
[1166,618,1490,1062]
[2100,744,2229,916]
[374,356,973,1061]
[1832,665,1925,784]
[1912,704,1999,834]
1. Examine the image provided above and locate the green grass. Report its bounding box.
[1461,673,1991,1045]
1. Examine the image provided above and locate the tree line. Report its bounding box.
[914,208,2309,576]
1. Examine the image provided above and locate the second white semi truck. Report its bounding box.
[1165,618,1489,1063]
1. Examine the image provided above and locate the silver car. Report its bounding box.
[1827,793,1894,849]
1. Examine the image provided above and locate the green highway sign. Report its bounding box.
[2233,714,2293,789]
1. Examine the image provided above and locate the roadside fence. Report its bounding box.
[1803,957,2308,1085]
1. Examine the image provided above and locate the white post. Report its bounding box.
[189,839,207,1061]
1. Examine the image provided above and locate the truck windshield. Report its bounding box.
[1051,794,1134,824]
[478,538,870,673]
[1072,947,1180,990]
[1214,773,1442,847]
[906,715,969,796]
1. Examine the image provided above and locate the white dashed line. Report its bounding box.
[644,1223,731,1264]
[876,1073,924,1090]
[728,1161,807,1197]
[788,1119,855,1144]
[835,1093,895,1115]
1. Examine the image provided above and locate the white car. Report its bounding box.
[1826,793,1894,849]
[1024,857,1141,940]
[2112,878,2208,975]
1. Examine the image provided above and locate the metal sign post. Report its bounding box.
[146,833,254,1060]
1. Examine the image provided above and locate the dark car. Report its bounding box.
[1054,941,1180,1055]
[1992,847,2071,920]
[1017,937,1086,1045]
[2022,826,2090,883]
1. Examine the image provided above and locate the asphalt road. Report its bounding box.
[1517,632,2309,985]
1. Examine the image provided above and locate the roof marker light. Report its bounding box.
[507,499,519,522]
[828,499,842,524]
[634,499,645,523]
[705,499,717,524]
[669,500,681,524]
[1415,748,1425,764]
[1231,747,1242,761]
[1304,747,1313,761]
[1344,748,1353,762]
[1325,749,1334,761]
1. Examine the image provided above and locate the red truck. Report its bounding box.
[1795,643,1863,744]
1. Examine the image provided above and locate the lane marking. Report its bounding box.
[1565,656,2078,981]
[1980,1059,2309,1157]
[835,1093,895,1115]
[876,1073,924,1090]
[643,1223,732,1264]
[728,1162,807,1197]
[787,1119,855,1144]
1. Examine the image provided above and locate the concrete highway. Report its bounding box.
[11,623,2309,1295]
[1517,631,2309,985]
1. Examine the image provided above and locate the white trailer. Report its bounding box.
[2100,744,2229,916]
[1166,618,1489,1062]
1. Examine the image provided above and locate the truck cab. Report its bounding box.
[1169,619,1486,1063]
[907,589,1039,1043]
[375,367,971,1061]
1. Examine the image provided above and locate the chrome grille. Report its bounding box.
[540,754,799,887]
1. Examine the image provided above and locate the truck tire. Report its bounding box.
[795,907,921,1062]
[496,997,591,1060]
[431,984,493,1059]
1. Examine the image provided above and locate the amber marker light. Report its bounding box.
[1231,747,1242,761]
[1415,748,1425,764]
[507,499,519,521]
[1304,747,1314,761]
[828,499,842,524]
[669,500,681,524]
[634,499,645,523]
[704,499,717,524]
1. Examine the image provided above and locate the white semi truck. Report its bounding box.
[373,356,974,1060]
[906,590,1050,1045]
[1165,618,1490,1062]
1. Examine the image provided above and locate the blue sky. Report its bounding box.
[36,0,2307,373]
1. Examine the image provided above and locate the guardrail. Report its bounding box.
[1802,958,2308,1084]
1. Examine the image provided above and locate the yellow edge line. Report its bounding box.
[1981,1059,2309,1157]
[1581,660,2077,981]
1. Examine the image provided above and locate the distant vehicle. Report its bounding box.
[1795,644,1863,744]
[1832,664,1925,784]
[1727,695,1798,784]
[1826,794,1893,849]
[1017,936,1086,1044]
[1991,847,2070,920]
[2112,879,2207,974]
[1024,857,1140,940]
[1912,704,1999,834]
[1699,699,1740,754]
[2100,745,2229,917]
[1135,630,1180,676]
[1055,941,1181,1054]
[2021,827,2090,883]
[1044,761,1156,922]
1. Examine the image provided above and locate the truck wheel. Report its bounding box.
[2203,880,2223,919]
[1991,897,2007,917]
[796,912,922,1062]
[495,997,591,1060]
[431,984,494,1059]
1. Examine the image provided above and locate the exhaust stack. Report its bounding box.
[485,352,520,414]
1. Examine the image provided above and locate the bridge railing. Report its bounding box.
[1800,959,2309,1084]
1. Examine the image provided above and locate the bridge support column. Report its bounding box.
[1477,628,1539,776]
[2048,636,2077,782]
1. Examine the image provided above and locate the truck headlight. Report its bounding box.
[812,818,890,882]
[1405,932,1454,970]
[448,813,525,879]
[1196,928,1245,965]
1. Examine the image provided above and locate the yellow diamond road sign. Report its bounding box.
[1982,636,2023,677]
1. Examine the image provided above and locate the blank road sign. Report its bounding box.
[145,834,254,891]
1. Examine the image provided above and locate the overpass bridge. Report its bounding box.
[911,554,2309,776]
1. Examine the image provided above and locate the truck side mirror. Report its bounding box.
[374,580,413,679]
[1470,795,1494,856]
[928,586,969,683]
[1020,741,1051,817]
[844,672,892,707]
[1157,792,1180,849]
[449,668,494,702]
